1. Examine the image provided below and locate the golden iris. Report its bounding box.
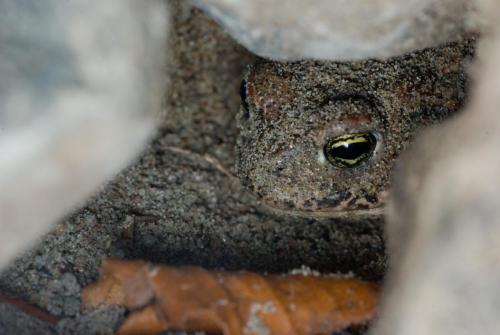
[324,133,376,168]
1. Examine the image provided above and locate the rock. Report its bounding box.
[372,3,500,334]
[194,0,483,61]
[0,0,168,269]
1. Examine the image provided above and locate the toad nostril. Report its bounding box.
[324,132,377,168]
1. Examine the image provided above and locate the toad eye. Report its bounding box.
[324,133,377,168]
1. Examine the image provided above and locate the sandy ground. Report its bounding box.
[0,2,385,334]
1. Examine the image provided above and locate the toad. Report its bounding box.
[237,38,475,215]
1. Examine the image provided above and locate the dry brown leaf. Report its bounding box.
[82,259,379,335]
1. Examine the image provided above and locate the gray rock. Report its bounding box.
[372,2,500,334]
[194,0,483,60]
[0,0,169,269]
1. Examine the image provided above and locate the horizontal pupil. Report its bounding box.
[331,141,371,160]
